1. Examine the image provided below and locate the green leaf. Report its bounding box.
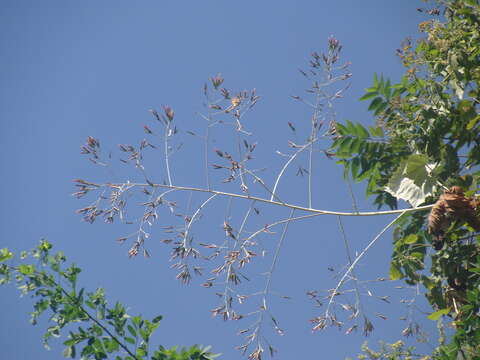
[369,126,384,138]
[404,155,437,185]
[427,308,450,320]
[389,264,403,280]
[336,137,353,157]
[403,234,418,244]
[132,316,143,327]
[0,248,14,262]
[384,154,437,207]
[379,74,385,92]
[63,339,77,347]
[368,97,383,111]
[467,115,480,130]
[139,328,149,342]
[384,79,392,99]
[127,324,137,338]
[373,101,388,115]
[103,338,119,353]
[351,157,360,180]
[39,240,52,252]
[63,346,74,358]
[350,138,362,154]
[136,347,147,357]
[355,123,369,139]
[125,337,135,345]
[18,264,35,275]
[410,252,424,260]
[152,315,162,324]
[335,123,347,136]
[359,91,378,101]
[421,275,436,290]
[345,120,356,134]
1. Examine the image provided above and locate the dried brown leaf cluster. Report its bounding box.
[428,186,480,249]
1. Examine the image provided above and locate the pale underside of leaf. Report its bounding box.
[384,154,437,207]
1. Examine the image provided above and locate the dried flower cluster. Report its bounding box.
[212,141,256,187]
[73,38,360,359]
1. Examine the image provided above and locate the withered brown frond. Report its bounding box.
[428,186,480,249]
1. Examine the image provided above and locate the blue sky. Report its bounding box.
[1,1,437,359]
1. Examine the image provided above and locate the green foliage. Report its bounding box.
[0,240,219,360]
[348,340,429,360]
[332,0,480,358]
[331,119,403,209]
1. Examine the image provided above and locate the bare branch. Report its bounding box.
[324,212,406,319]
[100,182,434,217]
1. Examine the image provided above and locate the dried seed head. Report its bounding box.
[143,125,153,134]
[210,73,224,89]
[163,106,174,121]
[86,136,99,148]
[328,35,341,51]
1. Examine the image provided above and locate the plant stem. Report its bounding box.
[106,182,434,217]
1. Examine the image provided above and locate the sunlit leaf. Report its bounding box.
[427,308,450,320]
[467,115,480,130]
[389,264,403,280]
[384,154,437,207]
[368,97,383,111]
[359,91,378,101]
[403,234,418,244]
[0,248,13,262]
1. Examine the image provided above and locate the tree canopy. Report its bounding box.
[332,1,480,357]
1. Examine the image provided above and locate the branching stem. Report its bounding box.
[106,182,433,217]
[183,194,218,247]
[270,143,311,201]
[325,213,406,317]
[164,122,173,186]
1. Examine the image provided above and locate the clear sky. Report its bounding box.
[1,1,437,359]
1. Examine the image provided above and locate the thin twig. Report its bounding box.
[251,209,295,353]
[263,209,295,297]
[308,91,321,208]
[164,121,173,186]
[245,213,322,243]
[236,132,248,192]
[345,178,359,213]
[183,194,218,246]
[205,121,211,190]
[270,143,311,201]
[337,216,363,319]
[242,167,284,203]
[325,212,406,317]
[233,201,256,252]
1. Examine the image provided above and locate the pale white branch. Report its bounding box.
[325,212,406,317]
[105,182,433,217]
